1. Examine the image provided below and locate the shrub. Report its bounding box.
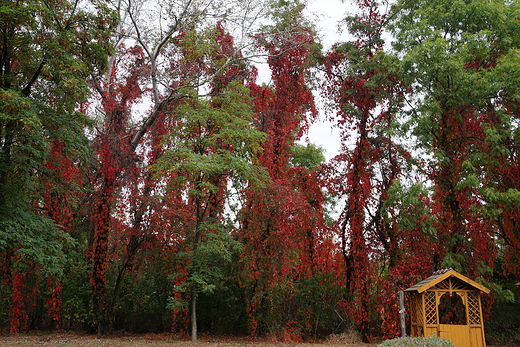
[377,336,455,347]
[486,301,520,346]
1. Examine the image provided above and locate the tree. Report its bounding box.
[388,0,520,281]
[235,0,337,338]
[86,42,151,334]
[151,22,268,341]
[84,0,276,335]
[0,0,115,333]
[375,181,437,337]
[322,0,407,340]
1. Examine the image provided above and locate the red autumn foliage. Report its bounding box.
[86,43,151,333]
[322,0,414,340]
[9,272,24,335]
[237,5,342,339]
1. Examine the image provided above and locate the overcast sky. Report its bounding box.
[300,0,354,161]
[254,0,356,161]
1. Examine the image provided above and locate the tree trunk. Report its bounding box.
[190,289,197,341]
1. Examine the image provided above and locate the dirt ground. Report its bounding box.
[0,334,377,347]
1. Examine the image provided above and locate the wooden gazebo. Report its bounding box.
[404,269,490,347]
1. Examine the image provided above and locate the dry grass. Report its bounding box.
[0,333,377,347]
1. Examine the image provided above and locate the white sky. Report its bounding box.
[305,0,353,49]
[254,0,356,161]
[301,0,354,161]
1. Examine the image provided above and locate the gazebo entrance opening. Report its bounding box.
[439,292,466,325]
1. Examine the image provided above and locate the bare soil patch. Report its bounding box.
[0,333,376,347]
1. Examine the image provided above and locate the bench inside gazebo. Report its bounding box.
[404,269,490,347]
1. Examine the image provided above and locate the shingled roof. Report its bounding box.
[404,268,490,294]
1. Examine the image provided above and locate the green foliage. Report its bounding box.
[486,302,520,346]
[383,181,435,233]
[0,90,47,197]
[387,0,520,280]
[265,0,310,32]
[0,0,116,334]
[196,260,249,335]
[155,80,268,191]
[154,81,267,296]
[188,223,243,295]
[290,143,325,170]
[111,258,173,333]
[0,202,75,277]
[294,274,348,338]
[59,251,93,330]
[0,0,115,251]
[164,223,244,329]
[389,0,520,128]
[377,336,455,347]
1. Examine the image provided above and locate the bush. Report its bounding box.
[486,301,520,346]
[377,336,455,347]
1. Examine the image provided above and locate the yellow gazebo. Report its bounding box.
[404,269,490,347]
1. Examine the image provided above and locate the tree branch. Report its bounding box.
[22,57,46,97]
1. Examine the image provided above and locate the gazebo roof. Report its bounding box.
[404,268,490,294]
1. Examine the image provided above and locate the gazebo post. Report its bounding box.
[421,291,427,336]
[399,290,406,337]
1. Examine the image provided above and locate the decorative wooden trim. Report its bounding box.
[406,269,490,294]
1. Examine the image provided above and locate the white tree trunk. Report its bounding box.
[191,290,197,341]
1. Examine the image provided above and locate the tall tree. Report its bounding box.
[472,5,520,280]
[87,42,150,334]
[236,0,333,338]
[85,0,273,334]
[388,0,520,280]
[0,0,115,333]
[322,0,407,340]
[152,22,268,341]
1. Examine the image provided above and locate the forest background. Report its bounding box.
[1,0,520,345]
